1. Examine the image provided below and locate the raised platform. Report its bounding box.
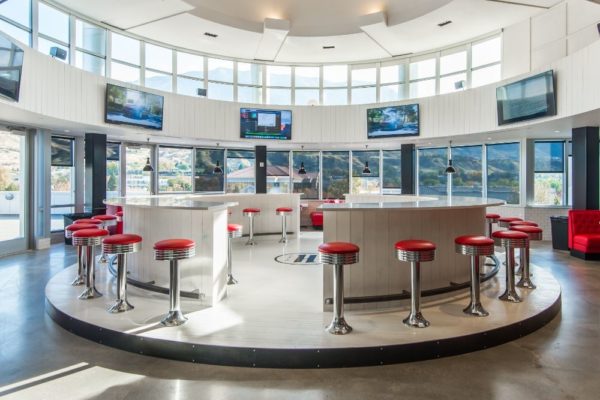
[46,233,561,368]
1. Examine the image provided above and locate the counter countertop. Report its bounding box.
[105,196,238,211]
[319,196,505,211]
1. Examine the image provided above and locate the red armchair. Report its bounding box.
[568,210,600,260]
[310,212,323,229]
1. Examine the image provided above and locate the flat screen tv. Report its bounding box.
[0,33,24,102]
[496,70,556,125]
[105,83,164,130]
[240,108,292,140]
[367,104,419,139]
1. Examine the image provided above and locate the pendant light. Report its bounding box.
[142,138,154,172]
[298,145,307,174]
[445,140,456,174]
[213,143,223,174]
[362,145,371,174]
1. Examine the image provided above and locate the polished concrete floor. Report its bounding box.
[0,239,599,399]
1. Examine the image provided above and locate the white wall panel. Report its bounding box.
[531,2,567,49]
[502,19,531,79]
[532,38,568,69]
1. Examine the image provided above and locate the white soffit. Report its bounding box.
[129,14,262,60]
[52,0,195,30]
[254,18,290,61]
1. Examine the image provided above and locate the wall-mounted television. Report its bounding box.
[240,108,292,140]
[496,70,556,126]
[367,104,419,139]
[105,83,164,130]
[0,33,24,102]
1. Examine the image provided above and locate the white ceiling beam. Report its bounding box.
[254,18,290,61]
[359,11,394,58]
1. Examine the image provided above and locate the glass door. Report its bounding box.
[0,130,28,255]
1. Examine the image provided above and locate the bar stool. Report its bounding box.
[154,238,196,326]
[227,224,243,285]
[492,230,529,303]
[93,215,118,264]
[509,220,538,227]
[102,234,142,313]
[116,211,124,222]
[395,240,436,328]
[65,223,100,286]
[74,218,102,226]
[276,207,293,243]
[242,208,260,246]
[510,225,543,289]
[485,213,501,267]
[318,242,360,335]
[72,228,109,299]
[497,217,522,228]
[455,235,495,317]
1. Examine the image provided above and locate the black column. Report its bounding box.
[572,126,599,210]
[401,144,415,194]
[84,133,107,215]
[255,145,267,194]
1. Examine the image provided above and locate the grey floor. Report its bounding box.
[0,241,598,400]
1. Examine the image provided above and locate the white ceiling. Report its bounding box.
[52,0,565,63]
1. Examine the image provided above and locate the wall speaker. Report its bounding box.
[597,22,600,36]
[454,80,466,90]
[49,46,67,60]
[197,88,207,97]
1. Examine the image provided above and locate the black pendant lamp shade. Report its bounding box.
[445,140,455,174]
[298,161,306,175]
[213,160,223,174]
[142,157,154,172]
[363,161,371,174]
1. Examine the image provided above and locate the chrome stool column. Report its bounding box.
[395,240,436,328]
[65,223,100,286]
[497,217,522,228]
[276,207,293,243]
[318,242,360,335]
[72,228,109,299]
[508,221,538,276]
[485,213,501,268]
[102,234,142,313]
[92,215,118,264]
[455,235,495,317]
[492,230,529,303]
[154,239,196,326]
[510,225,543,289]
[242,208,260,246]
[227,224,243,285]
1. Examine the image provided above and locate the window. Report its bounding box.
[295,89,319,106]
[486,142,520,204]
[266,151,290,193]
[0,131,27,242]
[37,2,70,63]
[266,88,291,105]
[382,150,402,193]
[292,152,319,199]
[226,150,255,193]
[351,66,376,104]
[323,88,347,105]
[295,67,319,105]
[176,51,204,97]
[145,43,172,92]
[111,33,140,84]
[409,57,436,98]
[452,145,482,198]
[158,147,192,192]
[238,62,262,103]
[0,19,31,45]
[266,65,291,105]
[75,20,106,75]
[110,62,140,84]
[50,137,75,231]
[0,0,32,46]
[125,146,151,196]
[322,151,349,199]
[194,148,224,192]
[409,78,435,98]
[418,148,447,196]
[208,58,233,82]
[323,65,347,87]
[106,142,120,199]
[471,64,501,88]
[533,141,564,205]
[145,70,172,92]
[208,82,234,101]
[352,151,380,194]
[439,50,467,94]
[471,36,501,88]
[238,86,262,103]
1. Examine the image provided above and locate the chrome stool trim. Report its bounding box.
[227,228,242,285]
[318,252,359,266]
[498,219,521,228]
[71,246,85,286]
[396,249,435,263]
[455,243,495,257]
[485,219,501,269]
[396,249,435,328]
[277,210,292,243]
[243,211,259,246]
[455,243,494,317]
[72,236,104,247]
[98,219,118,227]
[228,229,243,239]
[154,247,196,261]
[102,242,142,254]
[103,240,142,313]
[493,237,528,303]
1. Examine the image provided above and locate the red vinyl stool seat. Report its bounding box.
[276,207,293,243]
[65,223,100,286]
[318,242,360,335]
[154,238,196,327]
[103,234,142,313]
[486,213,501,221]
[92,214,118,227]
[509,220,538,227]
[242,208,260,245]
[72,228,109,300]
[395,240,436,328]
[492,230,529,302]
[510,225,543,290]
[497,217,522,228]
[276,207,293,213]
[455,235,495,317]
[226,224,243,285]
[74,218,102,225]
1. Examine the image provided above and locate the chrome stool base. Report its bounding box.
[278,237,288,244]
[484,254,500,267]
[226,274,238,285]
[326,317,352,335]
[71,275,85,286]
[161,310,188,327]
[463,302,489,317]
[499,290,521,303]
[78,287,102,300]
[403,312,430,328]
[108,299,134,313]
[517,277,536,289]
[245,239,257,246]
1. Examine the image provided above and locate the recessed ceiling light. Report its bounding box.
[204,32,218,38]
[487,137,492,140]
[438,20,452,27]
[322,45,335,50]
[554,130,560,133]
[64,129,70,133]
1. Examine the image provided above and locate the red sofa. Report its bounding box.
[568,210,600,260]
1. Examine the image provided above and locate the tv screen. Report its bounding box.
[367,104,419,138]
[0,33,24,102]
[240,108,292,140]
[496,70,556,125]
[105,83,164,130]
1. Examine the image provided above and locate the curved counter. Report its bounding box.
[319,195,505,310]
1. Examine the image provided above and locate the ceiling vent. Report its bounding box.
[322,45,335,50]
[204,32,218,38]
[438,20,452,27]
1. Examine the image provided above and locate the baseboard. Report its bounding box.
[570,250,600,261]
